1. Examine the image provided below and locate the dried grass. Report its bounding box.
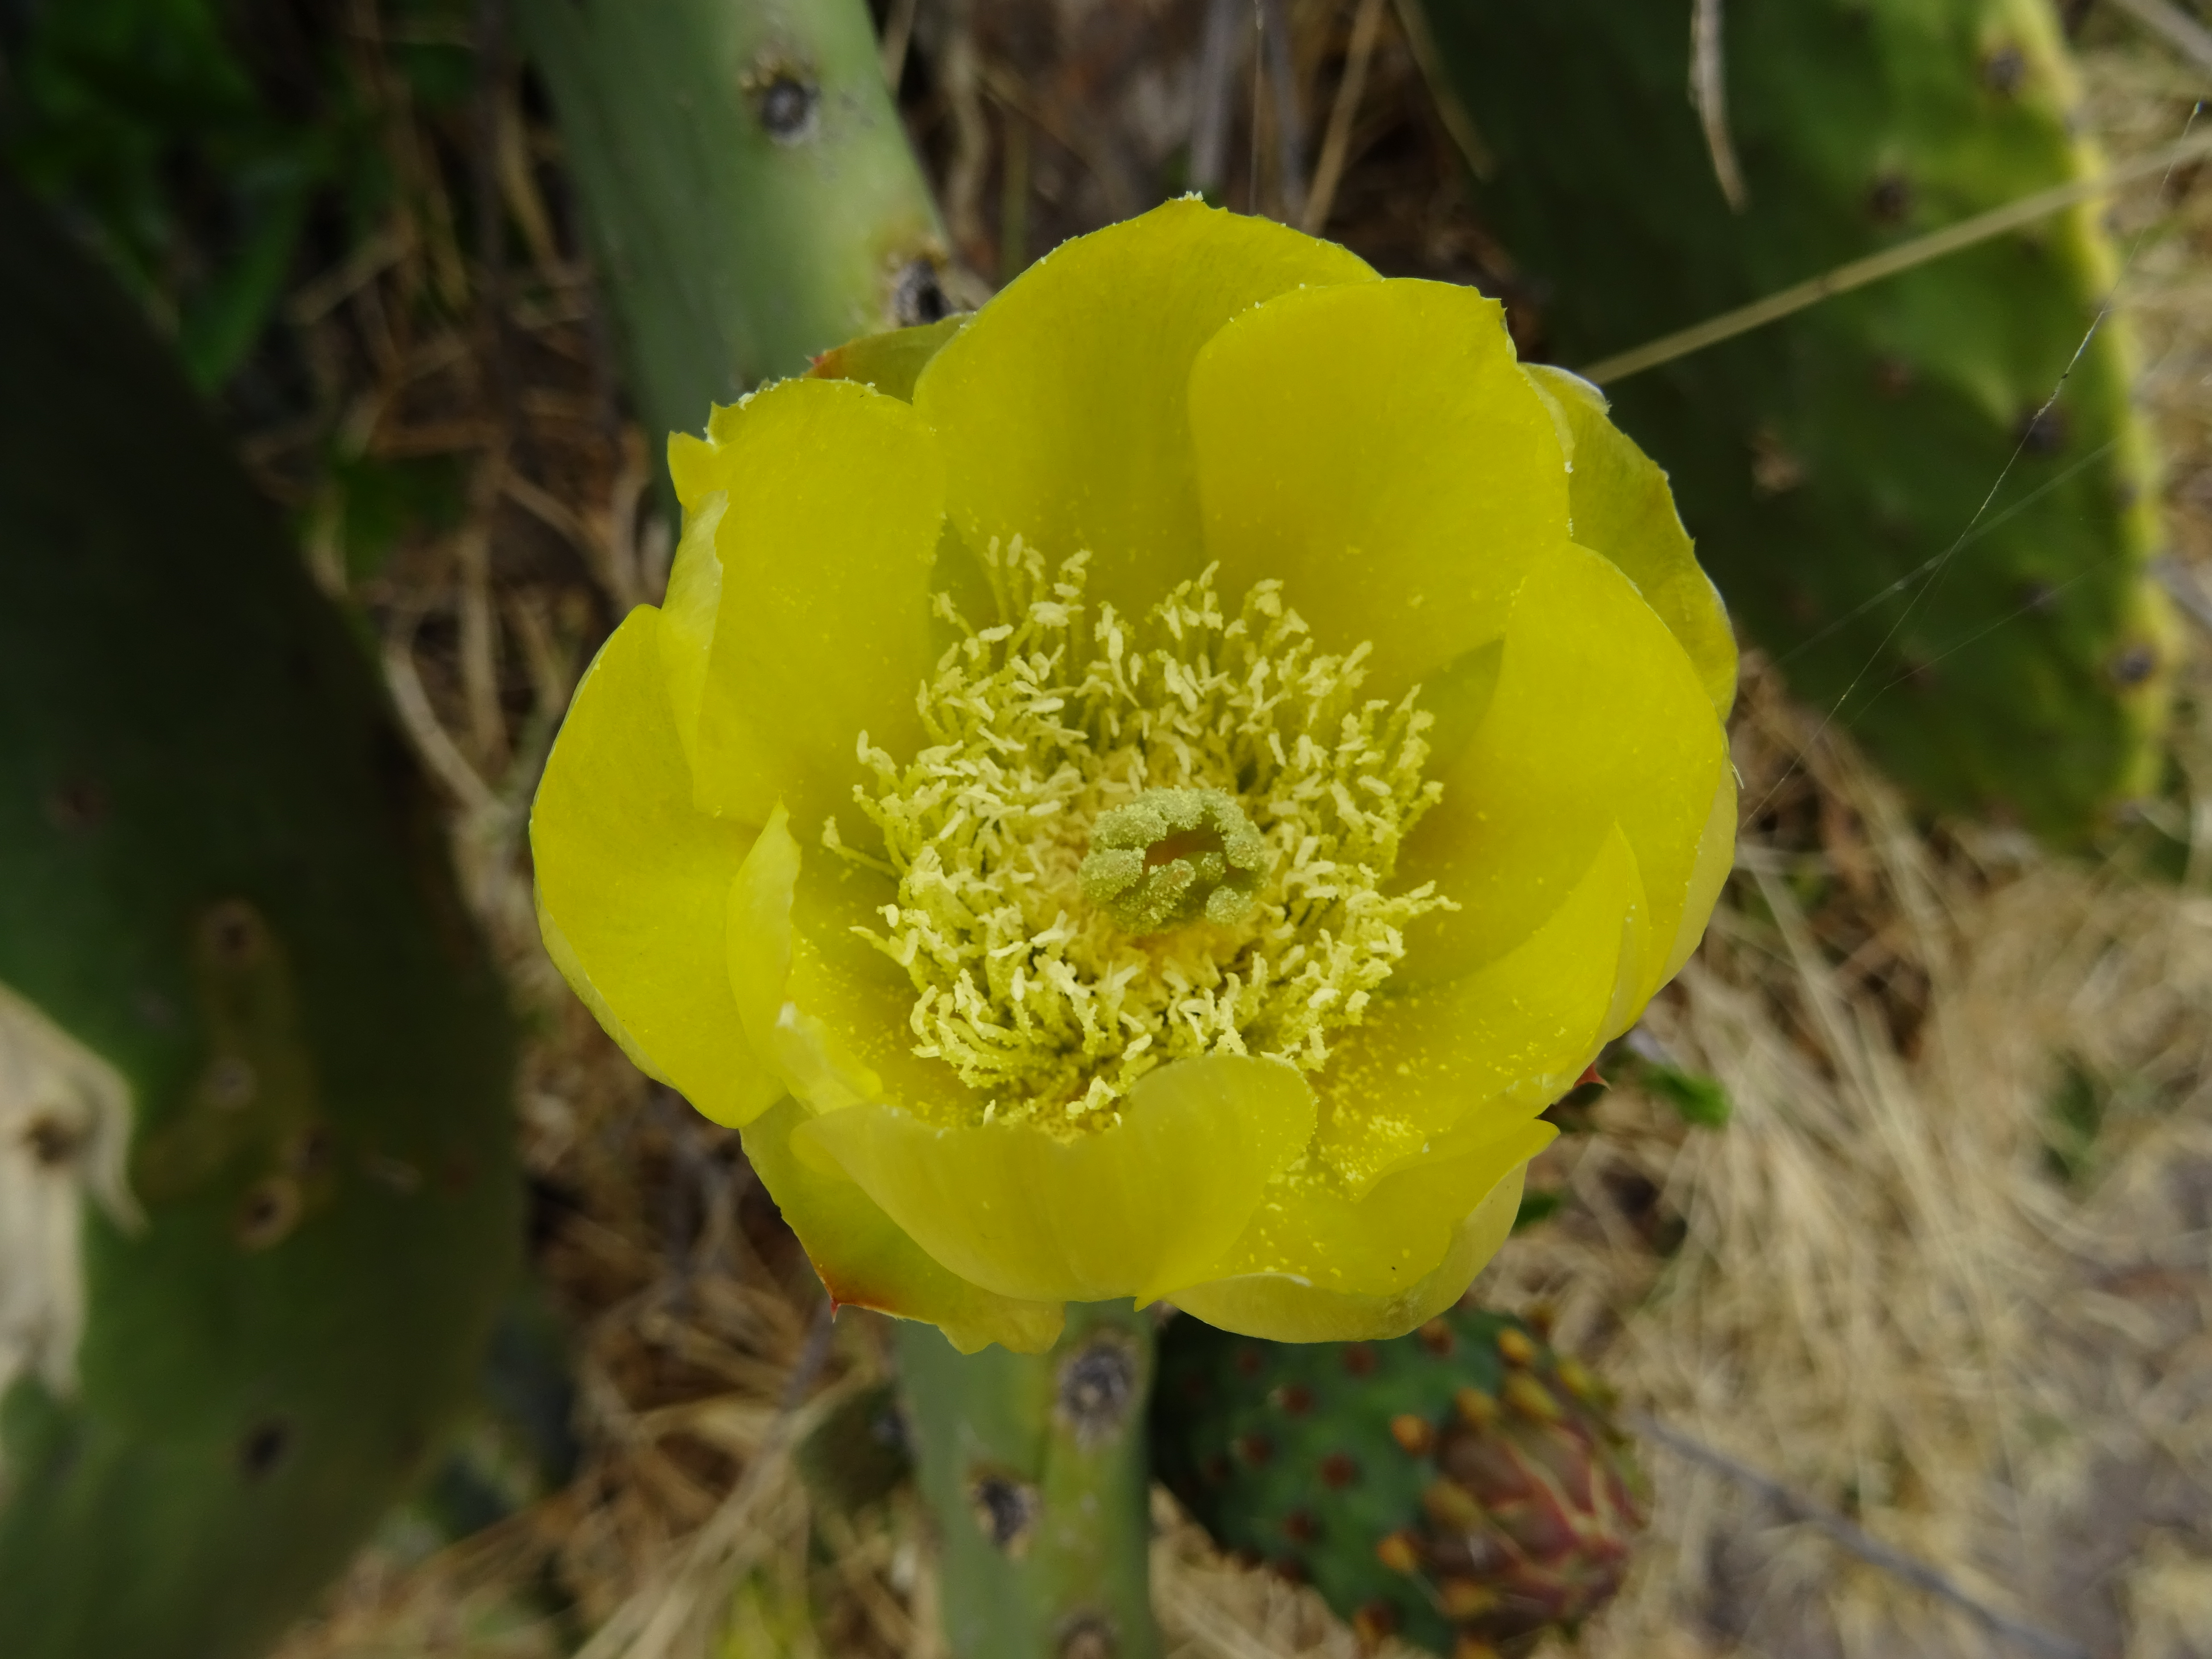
[259,6,2212,1656]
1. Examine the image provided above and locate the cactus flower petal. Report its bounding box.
[1176,1112,1555,1306]
[687,378,947,834]
[740,1096,1065,1355]
[532,198,1738,1347]
[1313,824,1649,1194]
[529,610,780,1127]
[1528,363,1738,720]
[1189,277,1572,704]
[1167,1152,1536,1343]
[794,1054,1317,1307]
[1399,543,1728,993]
[725,804,975,1119]
[913,197,1376,620]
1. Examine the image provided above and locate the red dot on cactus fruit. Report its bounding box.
[1272,1554,1310,1585]
[1319,1451,1359,1488]
[1284,1509,1321,1544]
[1273,1383,1314,1415]
[1342,1343,1378,1377]
[1419,1320,1455,1356]
[1235,1432,1274,1467]
[1235,1345,1265,1376]
[1202,1453,1231,1485]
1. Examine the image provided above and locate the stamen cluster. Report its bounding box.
[830,539,1451,1133]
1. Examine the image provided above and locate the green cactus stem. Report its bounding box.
[0,171,518,1659]
[515,0,957,454]
[897,1304,1162,1659]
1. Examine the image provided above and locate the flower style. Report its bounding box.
[530,200,1738,1354]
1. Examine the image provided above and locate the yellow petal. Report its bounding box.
[529,608,780,1127]
[1190,279,1573,702]
[1657,765,1740,993]
[913,198,1375,622]
[690,377,945,832]
[1168,1106,1548,1336]
[1314,825,1647,1193]
[725,805,971,1119]
[1170,1158,1533,1343]
[1525,364,1738,720]
[667,430,722,517]
[809,315,966,401]
[793,1054,1318,1306]
[1398,542,1725,992]
[535,890,667,1087]
[658,492,724,775]
[741,1096,1063,1354]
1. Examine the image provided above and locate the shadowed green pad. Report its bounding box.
[1413,0,2174,841]
[0,172,518,1659]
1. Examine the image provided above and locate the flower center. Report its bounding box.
[1080,786,1264,933]
[828,539,1453,1135]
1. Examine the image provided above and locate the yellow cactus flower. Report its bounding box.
[531,200,1737,1355]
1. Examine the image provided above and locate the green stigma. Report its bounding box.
[1080,786,1265,933]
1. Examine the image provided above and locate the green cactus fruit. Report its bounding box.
[1408,0,2175,842]
[1153,1306,1647,1658]
[0,171,518,1659]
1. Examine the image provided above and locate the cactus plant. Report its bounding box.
[899,1307,1159,1659]
[1409,0,2175,842]
[516,0,958,467]
[0,172,518,1659]
[1154,1306,1647,1657]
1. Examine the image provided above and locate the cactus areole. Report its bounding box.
[0,175,518,1659]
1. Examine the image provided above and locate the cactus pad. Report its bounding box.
[1412,0,2175,841]
[0,173,518,1659]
